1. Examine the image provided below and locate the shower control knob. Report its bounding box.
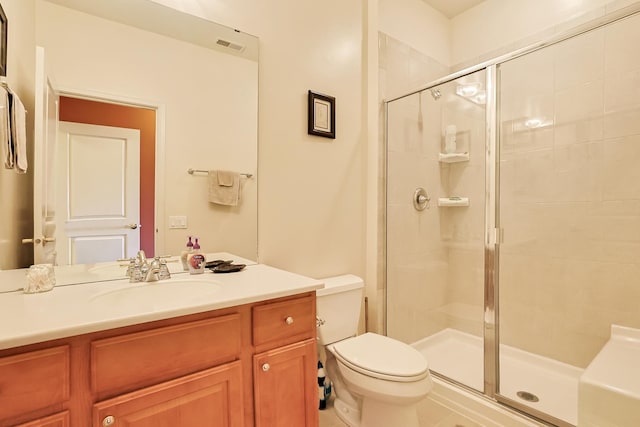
[413,188,431,211]
[262,363,270,372]
[102,415,115,426]
[285,316,294,325]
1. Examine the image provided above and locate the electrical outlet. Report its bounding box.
[168,215,188,229]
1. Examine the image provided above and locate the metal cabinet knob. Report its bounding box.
[262,363,270,372]
[102,415,115,427]
[285,316,294,325]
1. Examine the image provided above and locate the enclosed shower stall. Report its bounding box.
[385,6,640,427]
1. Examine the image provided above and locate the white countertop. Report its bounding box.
[0,260,323,350]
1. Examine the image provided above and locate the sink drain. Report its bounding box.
[517,391,540,402]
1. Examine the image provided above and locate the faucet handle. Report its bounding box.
[126,258,136,278]
[136,250,148,266]
[129,260,143,283]
[158,258,171,280]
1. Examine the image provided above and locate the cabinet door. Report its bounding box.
[253,339,318,427]
[93,361,244,427]
[15,411,69,427]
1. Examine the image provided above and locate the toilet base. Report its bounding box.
[361,399,420,427]
[332,396,361,427]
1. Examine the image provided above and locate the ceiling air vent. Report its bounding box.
[216,38,245,52]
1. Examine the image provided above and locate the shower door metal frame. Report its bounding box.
[483,64,498,399]
[383,3,640,427]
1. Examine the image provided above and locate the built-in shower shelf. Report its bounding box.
[438,197,469,207]
[439,152,469,163]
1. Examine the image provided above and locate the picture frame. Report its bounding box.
[308,90,335,139]
[0,2,6,77]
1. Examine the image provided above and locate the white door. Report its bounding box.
[56,122,140,265]
[32,46,59,265]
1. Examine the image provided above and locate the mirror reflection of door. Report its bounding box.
[57,122,140,264]
[57,97,156,264]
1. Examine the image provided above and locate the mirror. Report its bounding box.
[1,0,258,284]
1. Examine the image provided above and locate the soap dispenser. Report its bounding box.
[188,238,206,274]
[180,236,194,271]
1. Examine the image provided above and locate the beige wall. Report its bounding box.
[0,0,36,270]
[450,0,636,67]
[151,0,366,279]
[378,0,450,70]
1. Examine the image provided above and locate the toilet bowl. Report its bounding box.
[317,275,433,427]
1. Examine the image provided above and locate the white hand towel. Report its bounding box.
[0,86,11,169]
[9,89,27,173]
[208,170,240,206]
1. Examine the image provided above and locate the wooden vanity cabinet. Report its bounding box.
[0,346,70,427]
[0,291,318,427]
[252,294,318,427]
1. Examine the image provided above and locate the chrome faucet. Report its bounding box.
[143,257,161,282]
[127,252,171,283]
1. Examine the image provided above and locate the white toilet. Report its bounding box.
[316,275,433,427]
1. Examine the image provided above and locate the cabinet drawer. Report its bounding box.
[252,294,315,348]
[93,361,244,427]
[15,411,70,427]
[0,346,70,421]
[91,313,241,396]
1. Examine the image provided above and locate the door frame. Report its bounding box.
[54,85,167,257]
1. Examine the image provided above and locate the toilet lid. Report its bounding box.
[332,333,429,382]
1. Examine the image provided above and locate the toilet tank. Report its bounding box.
[316,275,364,345]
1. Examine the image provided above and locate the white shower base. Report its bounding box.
[413,328,583,426]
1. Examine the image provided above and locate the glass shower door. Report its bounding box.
[496,12,640,426]
[386,69,486,392]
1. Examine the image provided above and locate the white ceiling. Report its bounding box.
[422,0,486,18]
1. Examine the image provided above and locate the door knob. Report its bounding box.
[126,223,142,229]
[22,237,56,245]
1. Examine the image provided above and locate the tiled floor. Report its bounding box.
[318,398,348,427]
[319,395,483,427]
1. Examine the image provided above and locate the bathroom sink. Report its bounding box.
[88,280,223,312]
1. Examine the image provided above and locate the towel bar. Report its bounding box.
[187,168,253,178]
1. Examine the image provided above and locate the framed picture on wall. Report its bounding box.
[308,90,335,139]
[0,2,6,77]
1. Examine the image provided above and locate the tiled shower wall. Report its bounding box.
[498,12,640,368]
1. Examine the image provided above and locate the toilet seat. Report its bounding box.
[332,333,429,382]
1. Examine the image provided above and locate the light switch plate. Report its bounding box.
[169,215,188,229]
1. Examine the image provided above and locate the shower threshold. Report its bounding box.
[412,328,583,426]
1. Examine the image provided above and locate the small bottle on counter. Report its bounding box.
[180,236,194,271]
[188,238,206,274]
